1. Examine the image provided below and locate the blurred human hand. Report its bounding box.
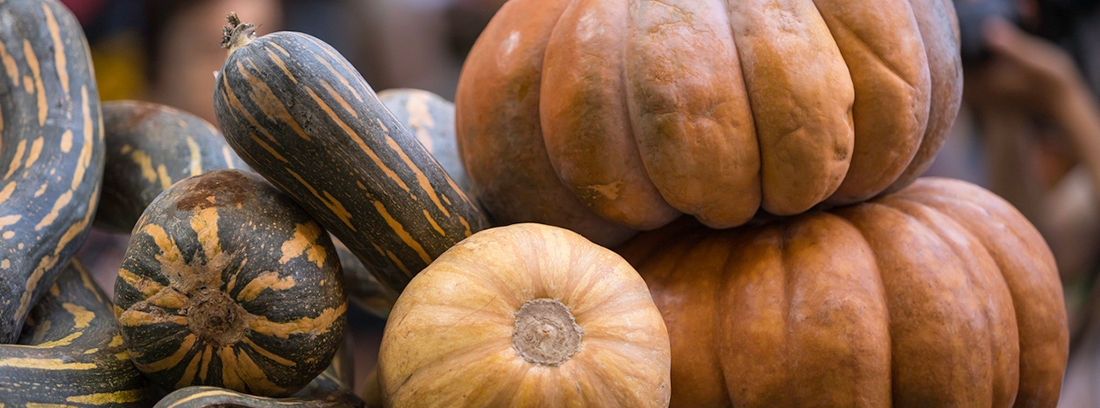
[964,18,1088,119]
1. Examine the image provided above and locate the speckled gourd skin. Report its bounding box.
[96,100,249,233]
[378,88,469,193]
[0,260,161,406]
[114,169,347,397]
[154,332,363,407]
[214,20,488,295]
[0,0,104,343]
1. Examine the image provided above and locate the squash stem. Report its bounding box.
[511,298,583,366]
[220,12,256,53]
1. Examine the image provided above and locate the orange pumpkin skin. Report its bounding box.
[378,223,671,407]
[618,178,1067,407]
[455,0,962,246]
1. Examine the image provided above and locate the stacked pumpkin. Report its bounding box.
[446,0,1069,407]
[0,0,1071,406]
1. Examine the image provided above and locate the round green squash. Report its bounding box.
[114,169,347,397]
[213,14,488,294]
[0,260,160,406]
[0,0,104,343]
[96,100,249,233]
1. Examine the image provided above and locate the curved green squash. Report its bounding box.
[336,242,396,318]
[0,0,104,343]
[96,100,249,233]
[378,88,468,192]
[114,169,347,397]
[155,343,365,408]
[154,365,367,408]
[213,15,488,293]
[0,260,160,406]
[340,88,465,317]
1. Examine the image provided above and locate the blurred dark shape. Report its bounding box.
[956,0,1100,66]
[956,0,1020,64]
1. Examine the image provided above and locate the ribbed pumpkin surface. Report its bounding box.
[455,0,962,245]
[618,178,1067,407]
[379,223,670,407]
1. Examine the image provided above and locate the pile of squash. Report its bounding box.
[0,0,1069,406]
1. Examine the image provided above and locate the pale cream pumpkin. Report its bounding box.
[377,223,671,407]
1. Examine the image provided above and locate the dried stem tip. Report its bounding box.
[512,298,583,366]
[220,12,256,51]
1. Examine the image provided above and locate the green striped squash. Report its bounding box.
[378,88,468,192]
[337,88,465,318]
[153,365,367,408]
[114,169,347,397]
[0,0,104,343]
[213,14,488,293]
[154,343,365,408]
[0,260,160,406]
[335,242,396,318]
[96,100,249,233]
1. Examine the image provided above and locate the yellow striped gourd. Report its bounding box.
[213,14,488,294]
[0,0,104,343]
[114,169,347,397]
[0,260,160,406]
[96,100,249,233]
[377,88,468,192]
[154,344,364,408]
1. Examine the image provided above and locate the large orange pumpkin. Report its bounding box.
[455,0,962,246]
[616,178,1067,407]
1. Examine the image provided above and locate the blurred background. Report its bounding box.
[58,0,1100,404]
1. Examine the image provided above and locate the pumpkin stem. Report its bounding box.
[220,12,255,52]
[187,288,248,347]
[511,298,583,366]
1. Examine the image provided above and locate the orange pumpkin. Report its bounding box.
[378,223,671,407]
[617,178,1067,407]
[455,0,962,246]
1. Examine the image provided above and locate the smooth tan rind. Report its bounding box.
[813,0,931,205]
[626,0,761,228]
[727,0,855,215]
[379,224,671,407]
[455,0,635,246]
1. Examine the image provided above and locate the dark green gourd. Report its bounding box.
[377,88,468,192]
[153,364,366,408]
[114,169,347,397]
[0,0,104,343]
[213,14,488,293]
[336,88,467,318]
[154,343,364,408]
[0,260,160,406]
[97,100,249,233]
